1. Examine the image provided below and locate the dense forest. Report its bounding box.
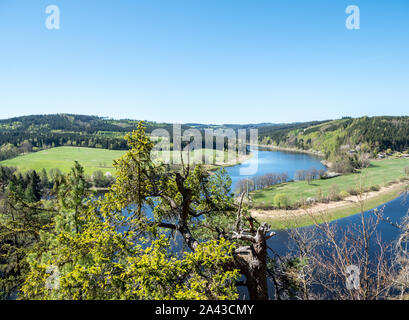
[258,116,409,160]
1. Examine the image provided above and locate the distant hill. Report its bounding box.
[0,114,186,161]
[1,114,408,162]
[258,116,409,159]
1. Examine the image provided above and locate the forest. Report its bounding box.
[258,116,409,159]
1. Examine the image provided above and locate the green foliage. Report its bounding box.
[19,122,240,300]
[0,192,54,299]
[253,158,408,208]
[339,190,350,199]
[274,193,289,209]
[91,170,115,188]
[259,116,409,159]
[370,185,380,192]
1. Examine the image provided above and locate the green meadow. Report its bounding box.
[0,146,241,175]
[0,147,125,175]
[252,158,409,208]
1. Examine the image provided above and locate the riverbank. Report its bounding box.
[251,157,409,207]
[207,151,254,172]
[252,181,408,230]
[253,144,325,158]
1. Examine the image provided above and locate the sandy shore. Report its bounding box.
[210,151,253,168]
[251,182,408,221]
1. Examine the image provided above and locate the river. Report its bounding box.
[225,147,326,191]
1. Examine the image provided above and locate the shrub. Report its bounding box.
[339,190,350,199]
[315,188,323,202]
[370,185,380,192]
[328,184,341,201]
[347,188,359,196]
[331,157,354,174]
[274,193,289,209]
[91,170,115,188]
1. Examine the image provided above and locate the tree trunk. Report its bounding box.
[234,236,269,300]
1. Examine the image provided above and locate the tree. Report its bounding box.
[106,122,274,299]
[54,161,89,233]
[40,169,50,190]
[0,185,54,299]
[274,193,289,209]
[21,122,272,300]
[24,171,42,203]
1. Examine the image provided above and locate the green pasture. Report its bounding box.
[0,146,241,175]
[252,158,409,208]
[0,147,125,175]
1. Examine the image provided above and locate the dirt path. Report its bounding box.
[251,182,407,220]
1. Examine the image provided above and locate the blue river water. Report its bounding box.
[225,147,326,190]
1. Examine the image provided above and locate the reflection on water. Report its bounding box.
[225,148,326,191]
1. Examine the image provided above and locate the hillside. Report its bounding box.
[0,114,303,162]
[258,116,409,159]
[0,114,188,161]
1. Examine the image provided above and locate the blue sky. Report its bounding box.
[0,0,408,124]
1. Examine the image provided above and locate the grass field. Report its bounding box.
[256,184,406,230]
[252,158,409,208]
[0,147,125,175]
[0,146,245,175]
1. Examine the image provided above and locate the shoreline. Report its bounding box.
[251,181,408,229]
[252,144,325,158]
[207,151,254,171]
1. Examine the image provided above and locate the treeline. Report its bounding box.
[258,116,409,159]
[0,166,116,199]
[236,167,326,195]
[294,167,326,182]
[0,166,46,203]
[236,172,289,194]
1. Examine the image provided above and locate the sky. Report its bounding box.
[0,0,408,124]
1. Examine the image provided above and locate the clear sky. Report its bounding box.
[0,0,408,124]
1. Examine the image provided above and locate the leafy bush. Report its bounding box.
[347,188,359,196]
[339,190,350,199]
[91,170,115,188]
[331,157,354,174]
[328,185,341,201]
[274,193,289,209]
[370,185,380,192]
